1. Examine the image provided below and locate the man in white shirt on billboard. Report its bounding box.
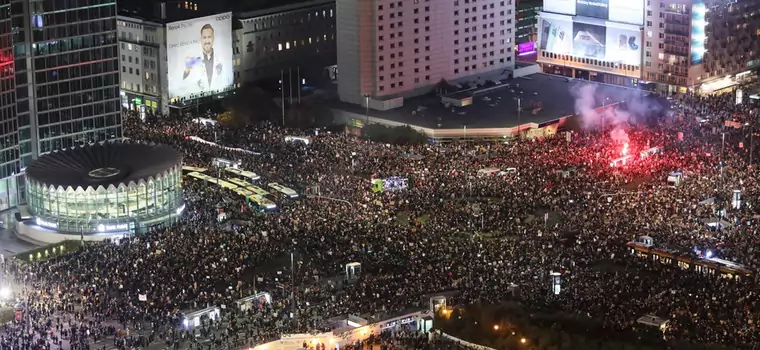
[182,23,231,94]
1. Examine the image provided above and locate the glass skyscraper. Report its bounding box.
[0,0,20,210]
[10,0,122,209]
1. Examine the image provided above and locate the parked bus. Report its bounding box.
[626,239,751,280]
[224,167,260,181]
[268,183,299,199]
[182,166,208,174]
[248,194,277,211]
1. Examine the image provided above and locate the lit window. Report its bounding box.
[658,53,664,60]
[128,43,133,51]
[278,43,283,51]
[286,42,290,49]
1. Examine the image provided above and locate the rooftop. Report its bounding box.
[26,142,183,189]
[118,0,331,23]
[333,73,654,129]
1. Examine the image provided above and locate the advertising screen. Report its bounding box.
[572,22,606,60]
[604,23,641,66]
[544,0,643,25]
[538,14,574,55]
[690,1,706,65]
[543,0,576,16]
[166,13,233,100]
[539,14,642,67]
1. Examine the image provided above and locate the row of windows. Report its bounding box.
[13,34,117,58]
[35,100,120,128]
[37,87,118,114]
[38,111,121,139]
[27,19,116,44]
[0,118,17,139]
[33,60,118,85]
[246,8,334,32]
[37,93,119,117]
[33,47,116,70]
[118,31,160,46]
[540,51,639,71]
[377,56,511,93]
[26,77,117,101]
[39,126,122,154]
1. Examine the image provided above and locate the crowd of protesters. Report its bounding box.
[1,85,760,349]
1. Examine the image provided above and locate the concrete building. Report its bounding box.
[10,0,122,209]
[0,0,20,210]
[515,0,540,45]
[336,0,516,108]
[537,0,759,93]
[643,0,760,94]
[237,0,337,85]
[117,17,167,116]
[117,0,338,114]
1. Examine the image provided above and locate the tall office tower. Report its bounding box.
[0,0,21,210]
[11,0,122,169]
[336,0,516,107]
[643,0,760,94]
[515,0,541,46]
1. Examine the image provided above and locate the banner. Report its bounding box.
[167,13,234,100]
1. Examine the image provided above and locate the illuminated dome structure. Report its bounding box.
[24,141,185,238]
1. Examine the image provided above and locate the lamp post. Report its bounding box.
[601,97,610,134]
[363,94,370,126]
[517,98,522,139]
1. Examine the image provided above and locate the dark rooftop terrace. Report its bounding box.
[333,73,651,129]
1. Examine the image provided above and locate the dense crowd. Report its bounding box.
[2,84,760,350]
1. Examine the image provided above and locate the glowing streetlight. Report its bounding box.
[493,325,500,330]
[520,338,527,344]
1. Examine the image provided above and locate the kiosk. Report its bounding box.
[667,171,683,186]
[346,262,361,280]
[236,292,272,311]
[182,307,220,328]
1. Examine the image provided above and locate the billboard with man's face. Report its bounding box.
[166,13,233,100]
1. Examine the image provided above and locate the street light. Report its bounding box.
[363,94,370,126]
[520,338,527,344]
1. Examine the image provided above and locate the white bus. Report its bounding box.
[212,158,241,169]
[224,167,261,181]
[268,183,299,199]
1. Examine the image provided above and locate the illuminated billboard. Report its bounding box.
[543,0,643,25]
[166,13,234,100]
[539,14,574,55]
[543,0,576,16]
[538,13,642,67]
[690,0,706,65]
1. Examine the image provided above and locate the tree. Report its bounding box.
[363,124,428,145]
[217,111,245,129]
[225,84,280,124]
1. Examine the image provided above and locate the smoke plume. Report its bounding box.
[570,80,667,130]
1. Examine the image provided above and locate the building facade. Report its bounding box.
[643,0,760,94]
[537,0,760,93]
[117,0,338,115]
[9,0,122,210]
[117,17,168,116]
[336,0,516,107]
[515,0,540,46]
[0,0,20,210]
[237,0,337,86]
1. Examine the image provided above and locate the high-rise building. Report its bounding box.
[515,0,541,46]
[117,17,167,116]
[643,0,760,94]
[336,0,516,107]
[0,0,21,210]
[11,0,122,164]
[537,0,760,93]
